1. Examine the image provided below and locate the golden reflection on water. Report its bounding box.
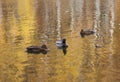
[0,0,120,82]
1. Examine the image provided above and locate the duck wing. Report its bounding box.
[56,40,63,47]
[84,30,95,35]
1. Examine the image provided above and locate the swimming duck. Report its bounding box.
[56,39,68,55]
[95,44,103,48]
[26,44,50,54]
[80,29,95,37]
[56,39,68,49]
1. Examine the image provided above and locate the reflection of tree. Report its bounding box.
[34,0,56,43]
[77,38,96,82]
[0,1,23,45]
[0,0,118,82]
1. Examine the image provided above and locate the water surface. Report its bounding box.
[0,0,120,82]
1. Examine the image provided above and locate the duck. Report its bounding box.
[56,39,68,55]
[80,29,95,37]
[95,44,103,48]
[26,44,50,54]
[56,38,68,49]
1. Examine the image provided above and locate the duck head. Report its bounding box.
[41,44,47,49]
[62,38,66,44]
[80,29,85,37]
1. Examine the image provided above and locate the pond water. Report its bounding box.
[0,0,120,82]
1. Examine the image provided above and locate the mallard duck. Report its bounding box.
[26,44,50,54]
[56,39,68,55]
[80,29,95,37]
[56,39,68,49]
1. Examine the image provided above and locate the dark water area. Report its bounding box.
[0,0,120,82]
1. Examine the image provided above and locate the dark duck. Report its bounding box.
[80,29,95,37]
[56,39,68,55]
[26,44,50,54]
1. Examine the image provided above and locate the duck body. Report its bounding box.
[26,46,41,53]
[80,29,95,37]
[26,44,49,54]
[56,39,68,49]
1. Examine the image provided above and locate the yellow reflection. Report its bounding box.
[0,0,35,82]
[17,0,35,44]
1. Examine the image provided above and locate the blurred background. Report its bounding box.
[0,0,120,82]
